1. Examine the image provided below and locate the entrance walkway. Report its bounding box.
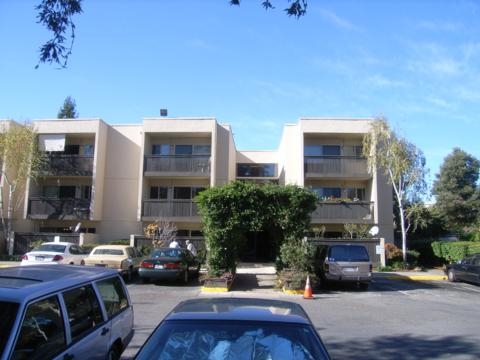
[231,262,278,294]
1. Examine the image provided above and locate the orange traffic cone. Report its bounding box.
[303,275,313,299]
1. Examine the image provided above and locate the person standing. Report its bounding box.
[186,239,197,256]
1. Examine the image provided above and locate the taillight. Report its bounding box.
[164,262,180,269]
[52,255,64,262]
[141,261,154,268]
[21,255,28,260]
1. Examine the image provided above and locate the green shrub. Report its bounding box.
[431,241,480,263]
[279,238,316,273]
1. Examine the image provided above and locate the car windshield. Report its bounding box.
[329,246,369,262]
[93,249,124,255]
[35,244,67,253]
[136,321,329,360]
[151,249,182,258]
[0,301,19,356]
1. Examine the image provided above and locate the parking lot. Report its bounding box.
[122,269,480,360]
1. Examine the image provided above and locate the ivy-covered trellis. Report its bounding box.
[195,181,317,276]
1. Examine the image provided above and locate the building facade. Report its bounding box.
[3,116,393,256]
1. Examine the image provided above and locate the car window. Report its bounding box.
[94,249,124,255]
[137,322,328,360]
[62,285,104,342]
[126,247,134,258]
[13,296,66,360]
[96,277,129,319]
[37,244,67,253]
[0,301,19,356]
[69,245,82,255]
[329,246,369,262]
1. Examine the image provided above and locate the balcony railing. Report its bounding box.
[304,156,369,177]
[40,154,94,176]
[311,201,374,222]
[144,155,210,176]
[28,198,91,220]
[142,200,199,218]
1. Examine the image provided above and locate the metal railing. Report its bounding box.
[28,198,91,219]
[144,155,210,175]
[40,154,94,176]
[311,201,374,221]
[304,156,369,177]
[142,199,199,218]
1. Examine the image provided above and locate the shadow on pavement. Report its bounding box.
[324,334,480,360]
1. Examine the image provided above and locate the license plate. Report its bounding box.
[95,264,107,267]
[35,256,45,261]
[343,267,356,272]
[154,265,164,269]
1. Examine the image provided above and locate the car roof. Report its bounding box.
[165,297,312,325]
[0,265,119,303]
[35,241,76,246]
[92,244,131,249]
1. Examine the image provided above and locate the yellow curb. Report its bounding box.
[201,286,230,293]
[386,275,447,281]
[282,287,305,295]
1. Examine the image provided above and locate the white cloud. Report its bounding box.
[317,8,359,31]
[366,74,408,88]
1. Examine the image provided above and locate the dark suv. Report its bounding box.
[315,244,372,290]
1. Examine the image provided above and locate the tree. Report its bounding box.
[196,181,317,276]
[57,96,78,118]
[432,148,480,232]
[0,123,45,254]
[144,218,177,248]
[363,117,427,262]
[35,1,307,68]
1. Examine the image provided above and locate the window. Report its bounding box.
[64,145,80,155]
[63,286,103,342]
[193,145,211,155]
[312,187,342,200]
[150,186,168,199]
[59,186,76,198]
[345,188,365,201]
[322,145,341,156]
[152,144,170,155]
[304,145,340,156]
[174,187,192,200]
[175,145,192,155]
[14,296,66,360]
[96,277,129,319]
[237,164,276,177]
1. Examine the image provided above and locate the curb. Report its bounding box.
[385,274,447,281]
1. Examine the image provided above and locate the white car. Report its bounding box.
[20,241,88,265]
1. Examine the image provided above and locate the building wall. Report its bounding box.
[8,116,393,246]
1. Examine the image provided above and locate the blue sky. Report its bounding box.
[1,1,479,195]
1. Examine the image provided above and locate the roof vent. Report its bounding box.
[160,109,168,117]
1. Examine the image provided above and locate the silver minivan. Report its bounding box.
[315,244,372,290]
[0,264,134,360]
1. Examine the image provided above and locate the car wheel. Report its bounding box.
[80,259,85,265]
[106,345,120,360]
[447,269,456,282]
[359,282,369,291]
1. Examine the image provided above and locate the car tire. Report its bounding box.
[447,269,456,282]
[106,345,120,360]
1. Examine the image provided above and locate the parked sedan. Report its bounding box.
[20,241,87,265]
[445,253,480,285]
[84,244,143,280]
[135,297,331,359]
[138,247,200,284]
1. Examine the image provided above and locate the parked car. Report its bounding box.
[0,264,134,360]
[445,253,480,285]
[315,244,372,290]
[134,297,331,359]
[138,247,200,284]
[20,241,88,266]
[84,245,143,280]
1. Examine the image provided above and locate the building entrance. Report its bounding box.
[240,231,277,262]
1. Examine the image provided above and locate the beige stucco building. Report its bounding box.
[2,116,393,258]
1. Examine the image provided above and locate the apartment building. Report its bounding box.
[3,116,393,257]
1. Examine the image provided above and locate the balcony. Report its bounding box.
[144,155,210,177]
[28,198,91,220]
[311,201,374,223]
[304,156,369,178]
[142,200,200,219]
[40,154,94,176]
